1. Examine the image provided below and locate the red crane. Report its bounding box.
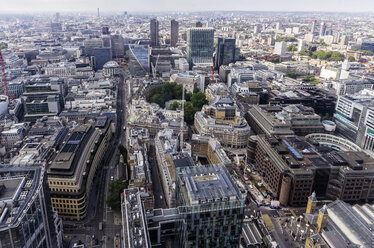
[0,49,9,97]
[211,55,215,84]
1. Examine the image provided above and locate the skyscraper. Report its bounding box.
[320,22,326,37]
[297,39,306,52]
[214,38,236,68]
[97,8,100,18]
[150,18,159,47]
[186,27,214,67]
[111,34,124,58]
[311,20,317,34]
[170,19,179,47]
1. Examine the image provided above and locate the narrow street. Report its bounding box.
[64,70,128,248]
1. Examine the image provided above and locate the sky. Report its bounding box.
[1,0,374,13]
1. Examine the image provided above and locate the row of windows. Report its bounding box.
[49,180,75,186]
[50,187,78,193]
[52,198,77,204]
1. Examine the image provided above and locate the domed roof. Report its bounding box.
[103,60,119,68]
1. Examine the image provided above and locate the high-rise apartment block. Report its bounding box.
[274,41,287,56]
[150,19,159,47]
[170,19,179,47]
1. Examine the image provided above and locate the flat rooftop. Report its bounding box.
[0,177,25,202]
[179,165,242,205]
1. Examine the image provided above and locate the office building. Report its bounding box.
[249,134,374,206]
[319,22,326,37]
[47,117,112,220]
[175,165,245,248]
[311,20,316,34]
[297,39,306,52]
[268,88,336,117]
[94,47,112,70]
[214,38,236,68]
[361,41,374,52]
[247,104,325,136]
[102,26,110,35]
[334,92,374,151]
[121,188,151,248]
[274,41,286,56]
[194,96,251,148]
[186,28,215,67]
[170,19,179,47]
[128,44,150,77]
[150,19,159,47]
[0,166,63,248]
[304,200,374,248]
[111,34,125,58]
[84,39,102,56]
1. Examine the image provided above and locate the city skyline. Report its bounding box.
[2,0,374,13]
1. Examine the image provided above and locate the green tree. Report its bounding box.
[118,144,127,159]
[286,46,297,52]
[286,73,298,79]
[169,101,180,110]
[106,180,128,211]
[299,49,312,56]
[0,42,7,49]
[191,91,207,109]
[348,56,355,62]
[184,102,196,124]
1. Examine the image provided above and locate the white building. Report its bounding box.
[274,41,286,56]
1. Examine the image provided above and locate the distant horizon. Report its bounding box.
[2,0,374,14]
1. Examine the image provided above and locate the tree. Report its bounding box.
[348,56,355,62]
[118,144,127,159]
[169,101,180,110]
[286,73,298,79]
[286,46,297,52]
[184,102,196,124]
[191,91,207,109]
[299,49,312,56]
[0,42,7,49]
[106,180,128,211]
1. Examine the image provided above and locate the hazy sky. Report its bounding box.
[2,0,374,13]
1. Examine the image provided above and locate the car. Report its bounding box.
[160,195,163,200]
[110,176,114,181]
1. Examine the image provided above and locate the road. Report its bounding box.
[64,70,128,248]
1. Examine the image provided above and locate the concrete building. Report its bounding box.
[247,104,325,136]
[94,47,112,70]
[121,188,151,248]
[274,41,286,56]
[47,117,112,220]
[150,19,159,47]
[170,19,179,47]
[194,96,250,148]
[249,135,374,206]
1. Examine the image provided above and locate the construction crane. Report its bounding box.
[151,54,160,78]
[211,53,215,84]
[0,48,9,97]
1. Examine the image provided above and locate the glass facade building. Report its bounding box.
[214,38,236,69]
[0,166,63,248]
[128,44,150,77]
[175,165,245,248]
[186,28,215,67]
